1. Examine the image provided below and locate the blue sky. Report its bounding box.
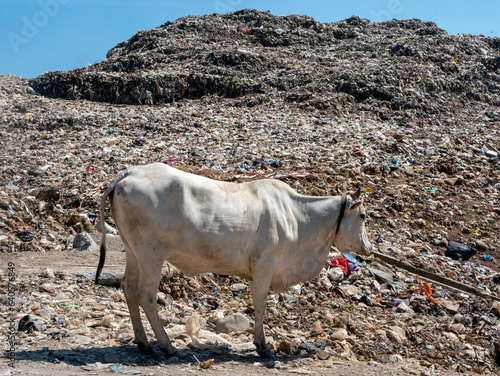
[1,0,499,78]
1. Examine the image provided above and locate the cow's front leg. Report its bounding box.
[137,257,178,357]
[249,261,276,359]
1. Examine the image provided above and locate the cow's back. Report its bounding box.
[110,163,302,279]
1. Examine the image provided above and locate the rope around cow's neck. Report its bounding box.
[335,193,347,236]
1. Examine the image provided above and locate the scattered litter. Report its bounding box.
[110,363,141,374]
[329,258,349,276]
[17,315,42,333]
[0,9,499,374]
[16,231,35,242]
[342,252,362,266]
[446,241,478,261]
[199,358,214,369]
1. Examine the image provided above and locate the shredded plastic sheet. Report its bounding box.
[413,277,439,305]
[329,257,349,276]
[366,265,404,292]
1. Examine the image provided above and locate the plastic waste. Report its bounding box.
[342,252,362,266]
[17,315,42,333]
[329,257,349,275]
[327,267,344,282]
[347,261,360,272]
[445,241,477,260]
[289,284,302,294]
[16,231,34,242]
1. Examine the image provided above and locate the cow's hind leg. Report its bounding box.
[137,256,178,357]
[249,259,276,359]
[122,247,151,353]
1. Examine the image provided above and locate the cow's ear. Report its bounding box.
[352,186,362,200]
[349,201,362,210]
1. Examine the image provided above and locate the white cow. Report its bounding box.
[96,162,371,358]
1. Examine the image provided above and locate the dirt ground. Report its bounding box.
[0,358,469,376]
[0,236,475,376]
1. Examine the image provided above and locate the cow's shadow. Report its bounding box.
[11,344,300,368]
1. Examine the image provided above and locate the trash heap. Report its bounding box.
[1,8,499,374]
[30,10,500,121]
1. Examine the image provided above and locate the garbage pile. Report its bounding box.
[30,10,500,124]
[0,8,499,374]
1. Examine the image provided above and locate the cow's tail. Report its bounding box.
[96,169,132,284]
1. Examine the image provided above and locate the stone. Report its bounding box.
[40,282,56,294]
[279,340,299,355]
[72,232,98,252]
[215,313,250,333]
[40,268,55,278]
[299,342,319,354]
[443,177,458,185]
[101,315,114,328]
[388,354,403,363]
[111,291,124,302]
[330,328,348,341]
[316,350,330,360]
[312,320,324,335]
[440,237,448,248]
[318,274,332,289]
[473,239,488,251]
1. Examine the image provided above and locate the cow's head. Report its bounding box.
[334,187,372,255]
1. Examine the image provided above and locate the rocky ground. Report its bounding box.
[1,9,500,375]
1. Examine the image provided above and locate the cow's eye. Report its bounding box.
[360,213,366,220]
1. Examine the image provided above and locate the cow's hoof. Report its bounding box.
[161,346,182,359]
[135,341,153,354]
[257,347,276,360]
